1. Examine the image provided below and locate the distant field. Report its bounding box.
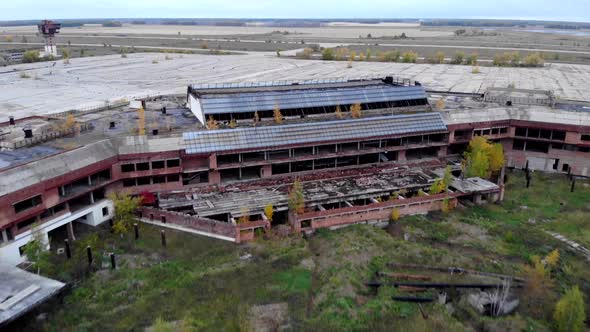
[0,23,454,38]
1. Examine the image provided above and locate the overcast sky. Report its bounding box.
[2,0,589,22]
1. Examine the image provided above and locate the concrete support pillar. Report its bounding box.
[473,193,483,205]
[448,130,455,143]
[498,166,506,202]
[398,150,407,162]
[89,192,95,204]
[208,170,221,185]
[88,175,92,186]
[60,186,65,196]
[261,165,272,178]
[2,229,8,243]
[312,160,315,170]
[209,153,218,169]
[67,222,76,241]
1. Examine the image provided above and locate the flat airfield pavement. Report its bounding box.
[2,52,590,118]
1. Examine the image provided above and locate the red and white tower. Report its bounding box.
[37,20,61,57]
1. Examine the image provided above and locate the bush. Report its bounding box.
[553,286,585,332]
[22,50,41,63]
[322,48,334,60]
[452,51,465,64]
[523,52,544,67]
[401,51,418,63]
[296,47,314,59]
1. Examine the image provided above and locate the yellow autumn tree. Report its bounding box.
[273,103,283,124]
[464,136,505,178]
[238,207,250,224]
[429,178,445,195]
[207,116,219,130]
[229,118,237,129]
[264,203,274,223]
[350,103,362,118]
[435,51,445,64]
[137,107,146,135]
[390,208,400,222]
[545,249,560,268]
[523,255,555,318]
[335,105,343,119]
[63,113,76,131]
[435,97,445,110]
[288,178,305,214]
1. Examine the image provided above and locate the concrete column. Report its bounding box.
[2,229,8,243]
[209,154,218,169]
[88,175,92,186]
[398,150,407,161]
[89,192,95,204]
[67,222,76,241]
[208,170,221,185]
[60,186,65,196]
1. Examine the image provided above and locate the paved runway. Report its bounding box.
[2,52,590,118]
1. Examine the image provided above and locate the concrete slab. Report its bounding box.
[0,263,65,326]
[2,53,590,120]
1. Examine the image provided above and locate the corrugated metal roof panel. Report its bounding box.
[183,113,446,154]
[199,85,427,114]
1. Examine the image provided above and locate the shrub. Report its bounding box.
[22,50,41,63]
[452,51,465,64]
[553,286,585,332]
[322,48,334,60]
[296,47,314,59]
[401,51,418,63]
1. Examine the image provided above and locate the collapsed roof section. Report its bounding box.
[183,113,447,154]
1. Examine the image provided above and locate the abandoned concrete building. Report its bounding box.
[2,76,590,266]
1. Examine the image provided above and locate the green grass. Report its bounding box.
[16,171,590,332]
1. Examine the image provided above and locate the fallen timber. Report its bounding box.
[386,263,525,283]
[392,296,434,303]
[365,282,524,289]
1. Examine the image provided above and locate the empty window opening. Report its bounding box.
[166,159,180,168]
[136,162,150,171]
[121,163,135,172]
[152,160,165,169]
[14,195,42,214]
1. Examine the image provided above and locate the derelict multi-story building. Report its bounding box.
[1,76,589,265]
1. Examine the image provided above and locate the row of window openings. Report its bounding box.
[217,135,446,164]
[122,174,181,187]
[514,127,566,141]
[512,140,590,153]
[59,169,111,197]
[472,127,509,137]
[121,159,181,173]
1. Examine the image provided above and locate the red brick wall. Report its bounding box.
[297,193,459,230]
[138,207,237,239]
